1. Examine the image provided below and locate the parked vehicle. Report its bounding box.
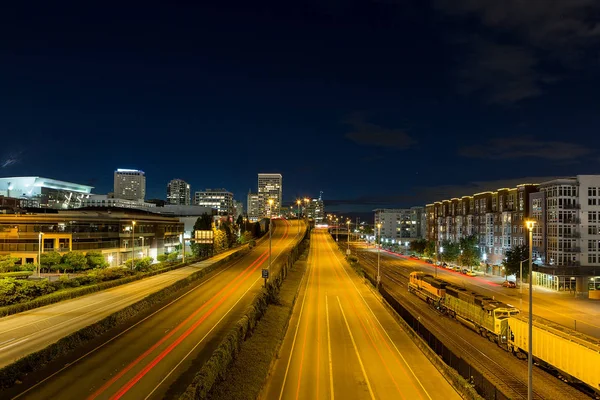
[466,271,477,277]
[410,255,420,260]
[425,259,434,264]
[502,280,516,288]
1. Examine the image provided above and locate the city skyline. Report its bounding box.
[2,2,600,212]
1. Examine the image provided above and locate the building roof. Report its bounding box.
[0,176,93,194]
[0,207,181,222]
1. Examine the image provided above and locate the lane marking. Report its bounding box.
[144,276,262,400]
[336,296,375,400]
[325,294,334,400]
[0,338,16,346]
[326,235,433,400]
[0,338,28,351]
[316,241,321,400]
[279,237,313,400]
[11,225,294,400]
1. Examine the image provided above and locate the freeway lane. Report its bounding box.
[0,245,244,369]
[359,244,600,339]
[263,229,460,400]
[9,220,303,400]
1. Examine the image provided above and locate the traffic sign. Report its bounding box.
[262,269,269,279]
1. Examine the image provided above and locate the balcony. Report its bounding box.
[562,203,580,209]
[561,218,581,224]
[561,232,581,238]
[561,247,581,253]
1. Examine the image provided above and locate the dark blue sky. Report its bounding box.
[2,1,600,212]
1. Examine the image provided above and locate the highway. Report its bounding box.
[0,246,244,369]
[6,219,303,400]
[262,229,460,400]
[353,243,591,399]
[359,243,600,339]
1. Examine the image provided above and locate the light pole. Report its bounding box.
[131,221,136,270]
[296,200,301,234]
[335,218,339,242]
[525,220,536,400]
[267,199,274,288]
[377,223,382,287]
[346,220,351,255]
[438,246,444,278]
[180,233,185,263]
[520,258,529,296]
[37,232,44,278]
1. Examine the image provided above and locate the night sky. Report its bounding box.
[2,1,600,213]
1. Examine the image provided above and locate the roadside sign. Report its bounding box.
[262,269,269,279]
[346,249,351,256]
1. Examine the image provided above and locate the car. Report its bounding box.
[442,262,448,268]
[425,259,434,264]
[466,271,477,277]
[453,266,461,272]
[410,255,420,259]
[502,280,517,288]
[460,268,469,274]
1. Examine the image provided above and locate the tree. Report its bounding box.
[0,255,19,273]
[191,213,215,258]
[238,231,253,244]
[86,251,108,269]
[252,222,262,238]
[410,239,427,255]
[440,240,460,263]
[220,220,236,248]
[213,228,227,252]
[40,251,63,273]
[236,214,244,228]
[457,235,481,269]
[424,240,436,258]
[62,252,88,272]
[503,244,529,279]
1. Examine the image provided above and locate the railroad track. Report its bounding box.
[349,244,590,400]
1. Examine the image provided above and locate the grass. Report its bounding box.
[206,252,308,400]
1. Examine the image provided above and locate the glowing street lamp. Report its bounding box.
[296,199,301,234]
[346,220,351,255]
[267,199,274,288]
[131,221,136,270]
[438,245,444,278]
[377,223,382,286]
[525,219,536,400]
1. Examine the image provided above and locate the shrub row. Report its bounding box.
[180,235,309,400]
[0,271,33,279]
[0,247,249,389]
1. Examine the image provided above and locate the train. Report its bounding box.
[408,271,600,396]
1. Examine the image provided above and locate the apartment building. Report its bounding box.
[114,169,146,201]
[194,189,234,215]
[247,192,259,221]
[374,207,426,242]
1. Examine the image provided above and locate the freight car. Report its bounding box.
[508,316,600,396]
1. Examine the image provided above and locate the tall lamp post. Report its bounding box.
[37,232,44,278]
[438,246,444,278]
[335,218,339,242]
[131,221,136,270]
[140,236,145,258]
[267,199,274,288]
[520,258,529,296]
[296,199,301,234]
[377,223,382,287]
[346,220,351,255]
[525,220,536,400]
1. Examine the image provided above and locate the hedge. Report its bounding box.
[0,271,33,279]
[180,233,309,400]
[0,247,249,390]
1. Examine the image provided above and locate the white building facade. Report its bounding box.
[258,173,282,218]
[81,195,156,210]
[374,207,426,242]
[194,189,234,215]
[0,176,93,209]
[114,169,146,201]
[167,179,190,205]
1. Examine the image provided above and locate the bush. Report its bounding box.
[347,255,358,263]
[40,251,62,272]
[62,252,88,272]
[86,251,108,268]
[157,254,168,263]
[167,252,179,262]
[0,271,33,279]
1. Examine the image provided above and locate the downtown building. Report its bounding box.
[305,194,325,223]
[247,192,259,221]
[114,169,146,201]
[258,173,282,218]
[194,188,234,216]
[374,207,426,243]
[167,179,191,205]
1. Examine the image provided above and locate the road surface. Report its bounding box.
[7,220,303,400]
[0,246,246,369]
[263,229,460,400]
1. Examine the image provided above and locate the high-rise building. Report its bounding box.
[0,176,93,209]
[305,192,325,223]
[374,207,426,242]
[247,192,259,221]
[114,169,146,201]
[194,188,233,215]
[233,200,244,219]
[167,179,190,205]
[258,173,282,218]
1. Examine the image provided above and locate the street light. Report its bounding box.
[520,258,529,296]
[377,223,382,287]
[438,246,444,278]
[335,218,339,242]
[140,236,145,258]
[525,219,536,400]
[37,232,44,278]
[131,221,136,270]
[296,199,301,234]
[346,220,351,255]
[267,199,274,288]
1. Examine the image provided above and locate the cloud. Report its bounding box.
[435,0,600,103]
[459,136,593,160]
[344,115,416,150]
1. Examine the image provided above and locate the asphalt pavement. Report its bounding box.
[7,219,304,400]
[262,229,460,400]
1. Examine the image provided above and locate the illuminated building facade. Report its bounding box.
[0,176,93,209]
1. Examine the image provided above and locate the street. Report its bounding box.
[263,229,460,400]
